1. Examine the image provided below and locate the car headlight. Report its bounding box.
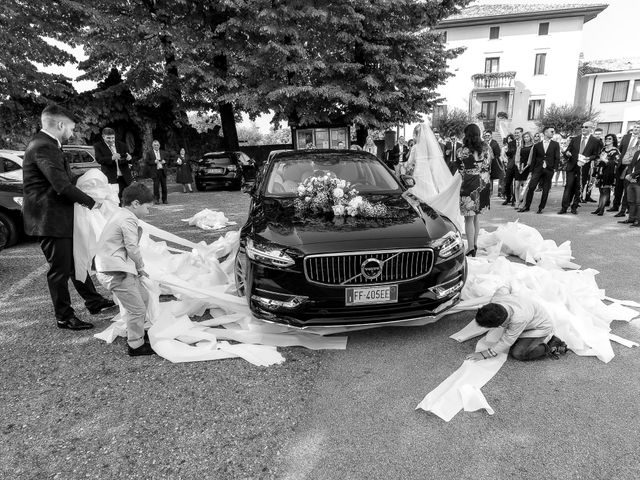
[245,238,295,268]
[13,196,23,207]
[431,231,463,258]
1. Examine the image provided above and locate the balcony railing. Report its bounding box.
[472,71,516,89]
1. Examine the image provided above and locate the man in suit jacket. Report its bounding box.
[22,104,115,330]
[519,126,560,214]
[444,134,462,175]
[559,123,602,214]
[144,139,168,204]
[483,129,504,182]
[574,122,603,203]
[610,122,640,214]
[93,127,133,202]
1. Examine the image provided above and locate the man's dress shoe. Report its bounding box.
[57,316,94,330]
[88,298,116,315]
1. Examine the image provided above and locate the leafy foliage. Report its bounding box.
[536,104,600,137]
[433,108,472,137]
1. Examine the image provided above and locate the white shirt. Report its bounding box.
[154,149,163,169]
[108,141,122,176]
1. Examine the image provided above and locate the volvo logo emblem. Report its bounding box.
[361,258,383,280]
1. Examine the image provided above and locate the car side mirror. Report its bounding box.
[242,181,256,195]
[400,175,415,188]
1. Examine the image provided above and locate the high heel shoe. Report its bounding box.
[590,210,600,214]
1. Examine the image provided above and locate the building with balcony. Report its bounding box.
[434,3,607,134]
[575,57,640,135]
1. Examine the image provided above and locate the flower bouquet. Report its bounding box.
[294,174,389,218]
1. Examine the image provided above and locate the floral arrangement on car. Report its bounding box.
[294,175,389,218]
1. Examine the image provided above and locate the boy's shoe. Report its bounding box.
[547,335,568,355]
[128,343,155,357]
[88,298,116,314]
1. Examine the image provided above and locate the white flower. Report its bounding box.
[337,179,347,189]
[333,187,344,199]
[332,204,346,216]
[305,196,311,202]
[306,185,314,193]
[346,206,358,216]
[349,196,364,208]
[297,185,306,195]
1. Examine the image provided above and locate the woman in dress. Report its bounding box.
[591,133,619,215]
[514,131,534,208]
[363,136,377,156]
[405,122,463,233]
[455,123,492,256]
[175,148,194,193]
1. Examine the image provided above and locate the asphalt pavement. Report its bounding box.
[275,184,640,480]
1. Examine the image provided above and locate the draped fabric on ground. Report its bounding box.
[73,173,639,404]
[416,220,640,421]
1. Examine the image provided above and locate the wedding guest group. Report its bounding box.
[22,104,115,331]
[495,119,639,228]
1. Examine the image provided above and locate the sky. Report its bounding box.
[44,0,637,132]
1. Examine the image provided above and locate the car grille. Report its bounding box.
[303,249,434,286]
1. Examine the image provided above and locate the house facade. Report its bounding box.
[574,58,640,135]
[434,3,607,134]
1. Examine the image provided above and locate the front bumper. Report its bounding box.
[240,251,467,328]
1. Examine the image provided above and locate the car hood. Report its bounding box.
[248,193,453,254]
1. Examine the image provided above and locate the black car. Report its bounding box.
[0,176,24,247]
[234,149,466,328]
[195,151,256,191]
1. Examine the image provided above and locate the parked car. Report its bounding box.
[0,145,100,181]
[194,151,256,191]
[234,149,467,328]
[0,150,24,182]
[0,175,24,247]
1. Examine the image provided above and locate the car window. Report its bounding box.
[265,157,400,195]
[202,156,233,166]
[237,153,252,166]
[0,157,21,173]
[63,151,94,164]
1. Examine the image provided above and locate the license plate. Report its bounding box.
[206,168,224,174]
[345,285,398,306]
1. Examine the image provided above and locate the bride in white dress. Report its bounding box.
[405,122,464,233]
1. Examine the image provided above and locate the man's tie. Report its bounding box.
[579,136,587,154]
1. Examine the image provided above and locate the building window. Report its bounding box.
[632,80,640,101]
[484,57,500,73]
[534,53,546,75]
[481,101,497,121]
[538,22,549,35]
[600,81,629,103]
[489,26,500,39]
[527,99,545,120]
[597,122,623,135]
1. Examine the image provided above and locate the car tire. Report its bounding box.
[0,211,18,247]
[234,253,247,298]
[195,182,206,192]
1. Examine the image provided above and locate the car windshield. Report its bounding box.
[201,156,233,166]
[265,155,401,195]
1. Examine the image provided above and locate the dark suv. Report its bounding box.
[0,176,23,247]
[195,151,256,191]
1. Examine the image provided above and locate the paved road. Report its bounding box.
[2,183,638,479]
[276,185,640,480]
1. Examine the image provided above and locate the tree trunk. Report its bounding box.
[355,125,368,147]
[219,102,239,151]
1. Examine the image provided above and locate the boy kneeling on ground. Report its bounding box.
[466,285,567,362]
[95,183,155,356]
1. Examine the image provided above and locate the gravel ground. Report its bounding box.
[0,182,321,480]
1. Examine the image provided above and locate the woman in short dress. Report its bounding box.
[175,148,194,193]
[456,123,492,256]
[592,133,619,215]
[514,131,534,208]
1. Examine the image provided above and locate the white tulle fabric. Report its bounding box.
[407,123,464,233]
[71,174,638,398]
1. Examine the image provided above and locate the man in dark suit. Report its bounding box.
[610,122,640,215]
[618,149,640,227]
[559,123,602,214]
[93,127,133,203]
[519,126,560,214]
[22,104,115,330]
[575,122,602,203]
[444,133,462,175]
[144,139,168,204]
[484,129,504,187]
